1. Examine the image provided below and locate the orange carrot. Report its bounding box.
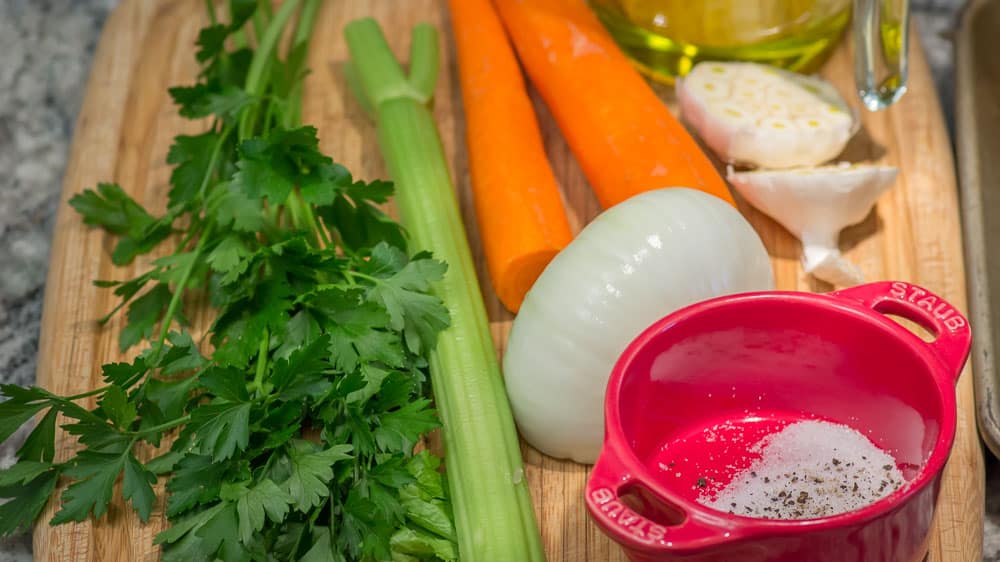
[447,0,574,313]
[491,0,735,208]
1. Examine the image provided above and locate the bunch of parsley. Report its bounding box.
[0,1,457,561]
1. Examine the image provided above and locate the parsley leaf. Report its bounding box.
[226,479,294,544]
[167,132,221,209]
[159,502,246,562]
[145,376,199,422]
[165,454,228,517]
[196,24,230,62]
[300,526,337,562]
[362,246,449,353]
[0,5,458,559]
[0,396,48,445]
[156,502,225,545]
[123,454,158,522]
[99,384,137,429]
[279,442,352,510]
[101,356,149,388]
[273,309,322,360]
[51,447,130,524]
[390,528,457,562]
[69,183,175,266]
[398,452,455,541]
[211,276,294,368]
[207,235,252,277]
[169,84,253,121]
[373,400,440,452]
[16,407,58,462]
[210,182,267,233]
[69,183,154,237]
[120,283,172,351]
[233,127,337,205]
[0,466,58,535]
[0,460,54,487]
[298,162,351,206]
[152,330,208,375]
[318,189,407,252]
[270,335,329,397]
[186,401,252,461]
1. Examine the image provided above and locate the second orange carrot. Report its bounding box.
[447,0,574,313]
[492,0,735,209]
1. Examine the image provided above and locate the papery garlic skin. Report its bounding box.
[678,62,857,169]
[727,164,897,286]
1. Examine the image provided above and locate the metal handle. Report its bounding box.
[853,0,911,110]
[830,281,971,384]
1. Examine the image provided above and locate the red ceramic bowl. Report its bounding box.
[585,281,971,562]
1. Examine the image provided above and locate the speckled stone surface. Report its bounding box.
[0,0,115,559]
[0,0,989,560]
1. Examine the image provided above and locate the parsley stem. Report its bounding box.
[285,193,322,247]
[131,415,191,437]
[292,0,320,50]
[204,0,217,25]
[344,270,379,285]
[341,269,358,287]
[250,328,270,397]
[309,205,332,247]
[278,0,324,246]
[239,0,302,140]
[258,0,272,20]
[284,0,322,128]
[197,125,233,203]
[299,202,320,245]
[62,385,111,401]
[261,98,277,134]
[286,193,305,230]
[232,1,250,52]
[233,29,248,50]
[290,497,327,558]
[153,223,213,363]
[176,221,199,251]
[266,201,281,230]
[251,9,267,48]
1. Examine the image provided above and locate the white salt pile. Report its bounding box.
[699,420,905,519]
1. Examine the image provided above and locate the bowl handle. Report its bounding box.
[586,445,731,553]
[830,281,972,384]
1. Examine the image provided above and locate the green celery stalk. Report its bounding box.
[344,18,547,562]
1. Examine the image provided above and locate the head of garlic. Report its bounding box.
[727,164,898,286]
[677,62,858,169]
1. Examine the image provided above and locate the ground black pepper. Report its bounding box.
[699,421,907,520]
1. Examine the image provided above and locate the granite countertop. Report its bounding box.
[0,0,991,560]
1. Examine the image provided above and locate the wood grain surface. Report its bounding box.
[32,0,984,560]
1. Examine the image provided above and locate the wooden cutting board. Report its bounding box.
[32,0,984,560]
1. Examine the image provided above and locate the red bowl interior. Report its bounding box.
[609,293,955,520]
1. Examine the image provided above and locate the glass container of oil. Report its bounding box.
[590,0,909,110]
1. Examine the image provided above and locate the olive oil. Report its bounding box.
[878,19,904,90]
[589,0,852,83]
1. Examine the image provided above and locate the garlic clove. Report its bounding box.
[678,62,858,169]
[727,164,898,286]
[802,241,866,287]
